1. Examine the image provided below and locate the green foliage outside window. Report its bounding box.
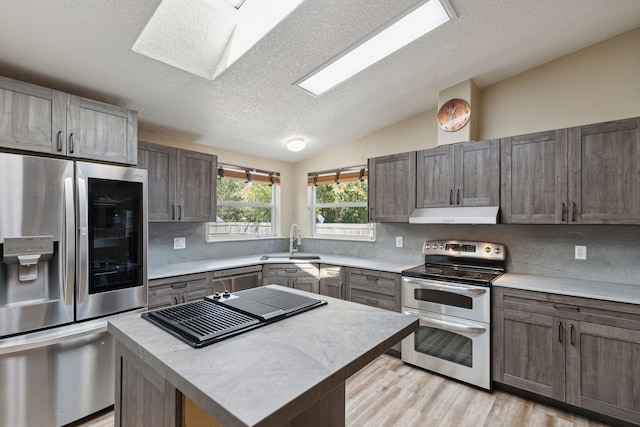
[217,179,272,222]
[314,180,368,224]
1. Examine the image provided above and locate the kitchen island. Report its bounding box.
[108,285,418,427]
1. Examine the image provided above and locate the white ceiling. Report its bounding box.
[0,0,639,162]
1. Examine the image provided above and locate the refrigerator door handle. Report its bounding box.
[77,176,89,304]
[63,177,75,305]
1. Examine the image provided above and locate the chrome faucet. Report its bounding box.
[289,223,302,256]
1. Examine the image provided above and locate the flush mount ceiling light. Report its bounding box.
[286,138,306,152]
[295,0,456,97]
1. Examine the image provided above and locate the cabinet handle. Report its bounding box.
[340,283,344,299]
[171,283,187,289]
[553,303,580,312]
[182,296,186,303]
[570,324,574,345]
[561,203,566,222]
[364,298,379,306]
[56,131,63,152]
[178,205,182,221]
[284,268,298,273]
[571,202,577,222]
[558,322,563,343]
[68,133,75,153]
[327,271,339,276]
[369,207,374,221]
[171,205,176,220]
[449,189,453,205]
[366,276,379,282]
[174,297,178,305]
[456,189,460,205]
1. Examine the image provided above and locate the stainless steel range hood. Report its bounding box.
[409,206,499,224]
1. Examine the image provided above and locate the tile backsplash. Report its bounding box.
[148,222,640,286]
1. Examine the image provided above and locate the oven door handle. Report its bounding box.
[403,310,487,335]
[402,277,487,296]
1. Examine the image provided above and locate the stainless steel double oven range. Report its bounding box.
[401,240,505,390]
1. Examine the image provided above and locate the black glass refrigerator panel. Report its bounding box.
[88,178,144,294]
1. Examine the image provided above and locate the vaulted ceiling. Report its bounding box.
[0,0,638,162]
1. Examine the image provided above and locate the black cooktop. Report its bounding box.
[142,287,327,348]
[402,264,503,286]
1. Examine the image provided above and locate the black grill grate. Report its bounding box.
[144,300,260,347]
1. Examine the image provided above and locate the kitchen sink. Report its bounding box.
[260,255,321,261]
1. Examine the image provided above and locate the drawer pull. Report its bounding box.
[327,271,339,276]
[171,283,187,289]
[365,276,379,282]
[364,298,379,306]
[284,268,298,273]
[553,303,580,312]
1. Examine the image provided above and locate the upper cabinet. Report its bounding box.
[368,151,416,223]
[568,118,640,224]
[417,139,499,208]
[0,76,137,165]
[137,141,217,222]
[502,118,640,224]
[501,129,567,224]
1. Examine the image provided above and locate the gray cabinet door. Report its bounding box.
[319,265,345,299]
[497,308,566,401]
[501,129,568,223]
[177,149,217,222]
[568,118,640,224]
[67,95,137,165]
[565,321,640,424]
[137,141,176,221]
[0,76,67,154]
[368,151,416,222]
[416,146,455,207]
[456,139,500,207]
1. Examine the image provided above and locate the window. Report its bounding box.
[308,167,374,240]
[207,164,279,241]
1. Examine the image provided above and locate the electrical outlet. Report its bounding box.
[174,237,186,249]
[575,245,586,260]
[395,236,403,248]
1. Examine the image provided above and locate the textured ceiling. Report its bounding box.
[0,0,639,162]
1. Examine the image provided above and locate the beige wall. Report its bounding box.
[144,27,640,237]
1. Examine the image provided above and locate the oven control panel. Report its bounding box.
[422,240,505,260]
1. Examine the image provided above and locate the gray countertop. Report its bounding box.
[108,285,418,427]
[149,252,417,280]
[494,273,640,305]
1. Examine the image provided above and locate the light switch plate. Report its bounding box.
[396,236,403,248]
[575,245,586,260]
[174,237,186,249]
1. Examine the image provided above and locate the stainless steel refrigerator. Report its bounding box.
[0,152,148,426]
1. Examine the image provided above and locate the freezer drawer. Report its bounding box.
[0,318,121,426]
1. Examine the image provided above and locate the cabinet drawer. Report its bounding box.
[495,287,640,330]
[263,263,319,277]
[347,268,398,297]
[148,273,210,310]
[350,288,397,311]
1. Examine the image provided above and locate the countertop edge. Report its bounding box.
[494,273,640,305]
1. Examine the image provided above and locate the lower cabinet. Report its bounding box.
[346,267,400,312]
[346,267,401,353]
[262,263,320,293]
[319,264,345,299]
[493,287,640,425]
[148,272,211,310]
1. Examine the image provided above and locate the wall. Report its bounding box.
[147,28,640,286]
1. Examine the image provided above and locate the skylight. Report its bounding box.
[132,0,303,80]
[295,0,456,97]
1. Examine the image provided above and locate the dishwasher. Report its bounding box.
[212,265,263,293]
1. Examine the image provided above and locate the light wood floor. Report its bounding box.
[75,355,609,427]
